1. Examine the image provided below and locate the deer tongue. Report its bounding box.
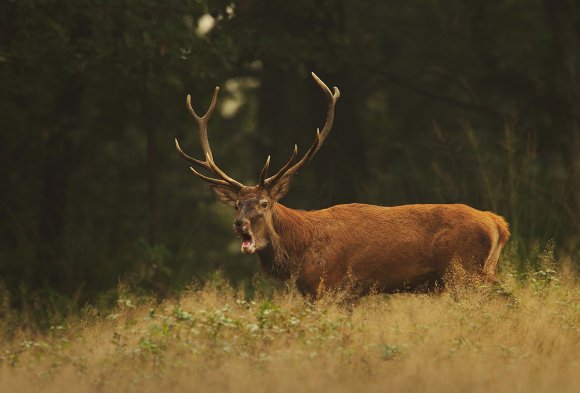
[242,240,252,248]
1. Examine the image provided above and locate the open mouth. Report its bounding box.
[240,232,256,254]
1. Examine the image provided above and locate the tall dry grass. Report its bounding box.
[0,261,578,393]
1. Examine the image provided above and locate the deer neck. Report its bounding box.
[256,203,313,280]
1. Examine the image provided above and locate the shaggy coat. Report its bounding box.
[257,202,510,297]
[176,72,510,298]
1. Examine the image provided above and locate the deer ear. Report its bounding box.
[210,185,238,206]
[268,175,293,201]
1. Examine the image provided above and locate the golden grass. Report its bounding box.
[0,268,578,393]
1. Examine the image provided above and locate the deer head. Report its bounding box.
[175,73,340,254]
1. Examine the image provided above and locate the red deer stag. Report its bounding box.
[175,73,510,297]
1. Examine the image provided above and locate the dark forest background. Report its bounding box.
[1,0,579,318]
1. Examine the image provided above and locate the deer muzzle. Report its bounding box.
[234,219,256,254]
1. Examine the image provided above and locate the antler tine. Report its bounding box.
[176,88,245,190]
[265,130,322,186]
[206,153,245,189]
[265,144,298,185]
[258,155,271,187]
[186,87,219,161]
[189,167,231,186]
[310,72,340,155]
[264,73,339,187]
[286,129,321,175]
[175,138,208,169]
[177,138,237,187]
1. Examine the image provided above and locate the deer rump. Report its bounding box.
[281,203,510,297]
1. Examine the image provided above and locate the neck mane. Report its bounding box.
[256,203,313,280]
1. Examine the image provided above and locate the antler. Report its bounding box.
[261,72,340,187]
[175,87,245,190]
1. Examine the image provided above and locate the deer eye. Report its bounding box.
[261,201,268,209]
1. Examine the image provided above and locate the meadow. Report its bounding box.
[0,250,578,393]
[3,2,580,392]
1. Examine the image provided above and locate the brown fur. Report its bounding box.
[178,74,510,298]
[251,200,510,298]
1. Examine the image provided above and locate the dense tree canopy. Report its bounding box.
[1,0,578,308]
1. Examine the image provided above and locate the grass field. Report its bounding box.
[0,257,578,393]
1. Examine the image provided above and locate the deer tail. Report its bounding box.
[487,212,510,245]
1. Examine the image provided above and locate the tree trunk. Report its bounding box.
[143,94,159,246]
[543,0,580,240]
[318,1,367,205]
[37,77,84,290]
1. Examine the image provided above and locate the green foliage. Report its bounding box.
[0,0,579,318]
[381,344,402,361]
[0,269,578,392]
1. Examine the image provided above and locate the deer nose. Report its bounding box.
[234,219,249,232]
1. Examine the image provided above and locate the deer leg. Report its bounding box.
[433,228,495,285]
